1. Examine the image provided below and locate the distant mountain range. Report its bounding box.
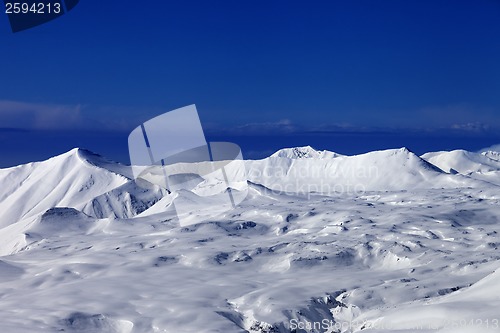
[1,145,499,229]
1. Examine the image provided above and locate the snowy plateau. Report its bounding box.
[0,145,500,333]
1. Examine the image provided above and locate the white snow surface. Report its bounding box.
[482,150,500,162]
[421,149,500,186]
[0,149,165,227]
[270,146,344,159]
[0,146,499,332]
[421,149,500,174]
[248,147,482,193]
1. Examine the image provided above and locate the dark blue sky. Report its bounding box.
[1,0,500,166]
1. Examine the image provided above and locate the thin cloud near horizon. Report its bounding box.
[1,99,499,137]
[0,100,137,131]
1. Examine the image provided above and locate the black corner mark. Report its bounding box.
[4,0,80,33]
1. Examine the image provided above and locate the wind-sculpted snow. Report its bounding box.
[422,149,500,174]
[79,180,166,219]
[246,148,482,194]
[0,149,165,227]
[270,146,344,159]
[482,150,500,162]
[0,146,499,332]
[422,149,500,186]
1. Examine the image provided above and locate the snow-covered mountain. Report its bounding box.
[421,149,500,186]
[270,145,343,159]
[482,150,500,162]
[0,148,164,228]
[421,149,500,174]
[0,146,499,332]
[247,147,482,193]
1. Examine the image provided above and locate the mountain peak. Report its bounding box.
[56,148,133,179]
[391,147,414,155]
[50,148,100,165]
[270,146,342,159]
[74,148,108,165]
[482,150,500,162]
[421,149,500,175]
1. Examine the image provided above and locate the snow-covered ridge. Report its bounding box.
[421,149,500,186]
[1,146,497,230]
[0,146,500,332]
[75,148,134,179]
[246,147,483,193]
[482,150,500,162]
[421,149,500,174]
[0,148,164,228]
[270,145,343,159]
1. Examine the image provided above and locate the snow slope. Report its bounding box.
[421,149,500,186]
[246,147,481,193]
[356,267,500,332]
[0,146,499,332]
[270,146,343,159]
[421,149,500,174]
[0,149,164,228]
[482,150,500,162]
